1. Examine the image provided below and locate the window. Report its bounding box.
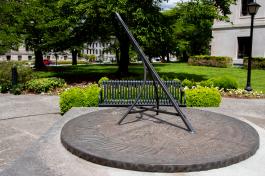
[28,56,32,60]
[18,55,22,61]
[238,37,251,58]
[242,0,254,16]
[96,49,98,54]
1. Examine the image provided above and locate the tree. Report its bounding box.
[0,1,22,54]
[19,0,60,69]
[1,0,235,71]
[162,0,230,61]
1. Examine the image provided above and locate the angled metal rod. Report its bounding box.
[153,80,159,115]
[118,60,148,124]
[115,12,195,133]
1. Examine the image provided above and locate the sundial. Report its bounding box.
[61,13,259,172]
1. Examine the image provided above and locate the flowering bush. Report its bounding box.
[220,88,264,98]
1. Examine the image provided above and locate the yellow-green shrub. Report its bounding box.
[59,84,100,114]
[186,87,221,107]
[25,77,66,93]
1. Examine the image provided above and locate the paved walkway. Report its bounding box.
[0,96,265,176]
[0,94,61,172]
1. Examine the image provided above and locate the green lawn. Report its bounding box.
[35,63,265,92]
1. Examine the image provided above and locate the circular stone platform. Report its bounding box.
[61,108,259,172]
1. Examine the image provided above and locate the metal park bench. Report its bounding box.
[99,80,186,107]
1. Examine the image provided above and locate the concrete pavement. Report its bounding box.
[0,94,61,172]
[0,97,265,176]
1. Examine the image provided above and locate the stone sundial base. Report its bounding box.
[61,108,259,173]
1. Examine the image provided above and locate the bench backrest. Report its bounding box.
[99,80,185,107]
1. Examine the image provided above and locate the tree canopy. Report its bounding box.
[0,1,22,54]
[0,0,236,72]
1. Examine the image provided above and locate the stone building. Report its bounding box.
[211,0,265,64]
[82,41,116,63]
[0,40,116,62]
[0,46,34,61]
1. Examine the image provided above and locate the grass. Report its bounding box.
[34,63,265,92]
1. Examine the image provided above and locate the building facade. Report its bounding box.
[211,0,265,64]
[0,46,34,61]
[82,41,116,62]
[0,40,116,62]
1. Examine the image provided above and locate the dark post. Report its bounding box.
[245,2,261,91]
[11,65,18,86]
[245,14,254,91]
[55,53,58,66]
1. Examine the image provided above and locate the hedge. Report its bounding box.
[59,84,100,114]
[188,55,232,68]
[243,57,265,69]
[25,77,66,93]
[209,76,238,90]
[185,87,221,107]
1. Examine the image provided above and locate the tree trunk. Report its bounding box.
[72,49,78,65]
[114,16,130,76]
[166,51,170,63]
[34,49,45,70]
[118,38,129,76]
[115,48,120,64]
[182,51,189,62]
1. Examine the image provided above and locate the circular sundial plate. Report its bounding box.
[61,108,259,172]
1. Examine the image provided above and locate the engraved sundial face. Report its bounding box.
[61,108,259,172]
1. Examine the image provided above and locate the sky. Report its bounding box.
[161,0,188,10]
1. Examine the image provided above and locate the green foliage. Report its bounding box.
[199,79,214,87]
[0,83,11,93]
[188,55,232,68]
[25,77,66,93]
[59,87,85,114]
[83,84,101,107]
[209,76,238,90]
[98,77,109,86]
[33,63,265,92]
[182,79,196,89]
[165,1,222,58]
[173,78,181,83]
[0,1,22,54]
[186,87,221,107]
[243,57,265,69]
[0,62,33,92]
[161,75,170,81]
[59,84,100,114]
[10,84,24,95]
